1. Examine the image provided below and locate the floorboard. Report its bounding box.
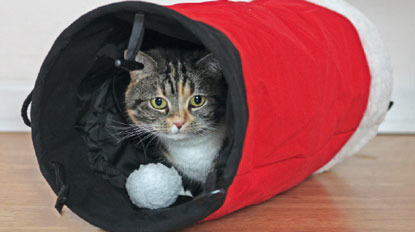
[0,133,414,231]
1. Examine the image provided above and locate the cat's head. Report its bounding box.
[124,49,227,141]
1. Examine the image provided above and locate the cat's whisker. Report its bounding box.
[100,125,138,142]
[117,131,146,141]
[106,119,135,127]
[108,123,157,144]
[143,134,160,158]
[135,133,158,153]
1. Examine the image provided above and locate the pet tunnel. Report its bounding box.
[22,0,392,231]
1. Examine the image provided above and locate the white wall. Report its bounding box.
[0,0,414,133]
[347,0,415,133]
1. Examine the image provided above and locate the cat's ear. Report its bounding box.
[196,53,222,74]
[124,50,157,81]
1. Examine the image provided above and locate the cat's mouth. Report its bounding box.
[161,132,190,141]
[159,124,191,140]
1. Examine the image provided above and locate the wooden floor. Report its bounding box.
[0,133,414,232]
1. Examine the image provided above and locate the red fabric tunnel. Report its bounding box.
[168,0,370,220]
[26,0,375,231]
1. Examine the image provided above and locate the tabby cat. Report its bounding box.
[124,48,227,184]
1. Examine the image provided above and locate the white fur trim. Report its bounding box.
[304,0,393,173]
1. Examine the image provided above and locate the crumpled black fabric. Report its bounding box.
[75,57,161,189]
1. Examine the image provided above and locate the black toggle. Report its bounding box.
[55,185,69,214]
[114,59,144,71]
[51,162,69,214]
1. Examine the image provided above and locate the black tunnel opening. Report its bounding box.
[30,2,248,231]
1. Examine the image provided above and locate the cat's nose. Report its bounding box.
[173,121,184,129]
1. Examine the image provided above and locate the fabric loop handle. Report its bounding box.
[21,90,33,127]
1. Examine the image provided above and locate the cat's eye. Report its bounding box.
[189,95,206,108]
[150,97,167,110]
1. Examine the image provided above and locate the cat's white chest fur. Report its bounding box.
[162,125,226,183]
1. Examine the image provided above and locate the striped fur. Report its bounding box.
[125,48,227,183]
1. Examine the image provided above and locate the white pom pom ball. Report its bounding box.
[125,163,182,209]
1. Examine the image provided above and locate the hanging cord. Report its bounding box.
[21,90,33,127]
[51,162,69,214]
[114,13,145,71]
[98,14,145,72]
[124,13,145,61]
[97,14,145,71]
